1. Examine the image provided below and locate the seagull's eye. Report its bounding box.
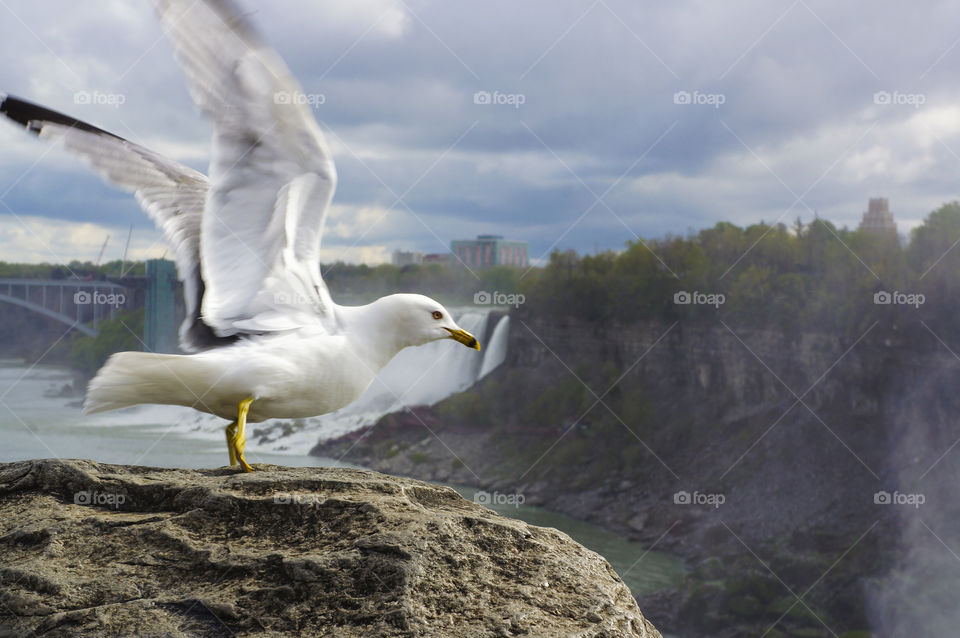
[432,311,443,320]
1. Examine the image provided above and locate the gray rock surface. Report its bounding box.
[0,459,662,638]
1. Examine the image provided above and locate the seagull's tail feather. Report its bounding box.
[83,351,211,414]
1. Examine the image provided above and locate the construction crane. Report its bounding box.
[120,224,134,276]
[95,235,110,267]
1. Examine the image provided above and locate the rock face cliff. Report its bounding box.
[314,314,960,636]
[0,459,662,638]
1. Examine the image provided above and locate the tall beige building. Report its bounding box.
[858,198,898,236]
[451,235,528,268]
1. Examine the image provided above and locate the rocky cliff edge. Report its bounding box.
[0,459,661,638]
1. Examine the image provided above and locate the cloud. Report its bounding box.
[2,0,960,263]
[0,213,166,264]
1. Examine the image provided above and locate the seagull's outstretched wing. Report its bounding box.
[0,94,228,352]
[156,0,338,337]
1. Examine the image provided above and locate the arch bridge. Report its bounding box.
[0,278,131,337]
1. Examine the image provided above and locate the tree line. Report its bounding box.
[521,202,960,340]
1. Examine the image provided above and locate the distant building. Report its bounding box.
[392,250,423,266]
[859,198,898,236]
[422,253,450,265]
[451,235,528,269]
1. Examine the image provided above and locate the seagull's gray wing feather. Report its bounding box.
[0,94,224,352]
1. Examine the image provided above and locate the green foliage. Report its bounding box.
[435,390,491,425]
[0,260,145,280]
[409,451,431,464]
[520,374,592,427]
[66,309,144,378]
[522,203,960,340]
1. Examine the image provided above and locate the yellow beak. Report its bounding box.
[445,327,481,350]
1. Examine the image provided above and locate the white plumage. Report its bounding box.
[0,0,480,471]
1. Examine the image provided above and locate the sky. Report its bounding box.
[2,0,960,265]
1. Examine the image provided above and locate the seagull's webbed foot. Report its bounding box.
[225,397,255,472]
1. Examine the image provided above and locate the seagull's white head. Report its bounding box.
[368,293,480,352]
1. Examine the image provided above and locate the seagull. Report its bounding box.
[0,0,480,472]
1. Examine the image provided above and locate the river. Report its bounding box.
[0,359,685,608]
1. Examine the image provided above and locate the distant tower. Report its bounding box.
[859,198,898,236]
[145,259,178,353]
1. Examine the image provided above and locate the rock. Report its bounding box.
[626,513,648,533]
[0,459,662,638]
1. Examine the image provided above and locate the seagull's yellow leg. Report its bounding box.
[233,396,255,473]
[224,421,238,466]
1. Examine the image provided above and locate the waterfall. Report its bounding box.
[370,310,488,409]
[478,316,509,379]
